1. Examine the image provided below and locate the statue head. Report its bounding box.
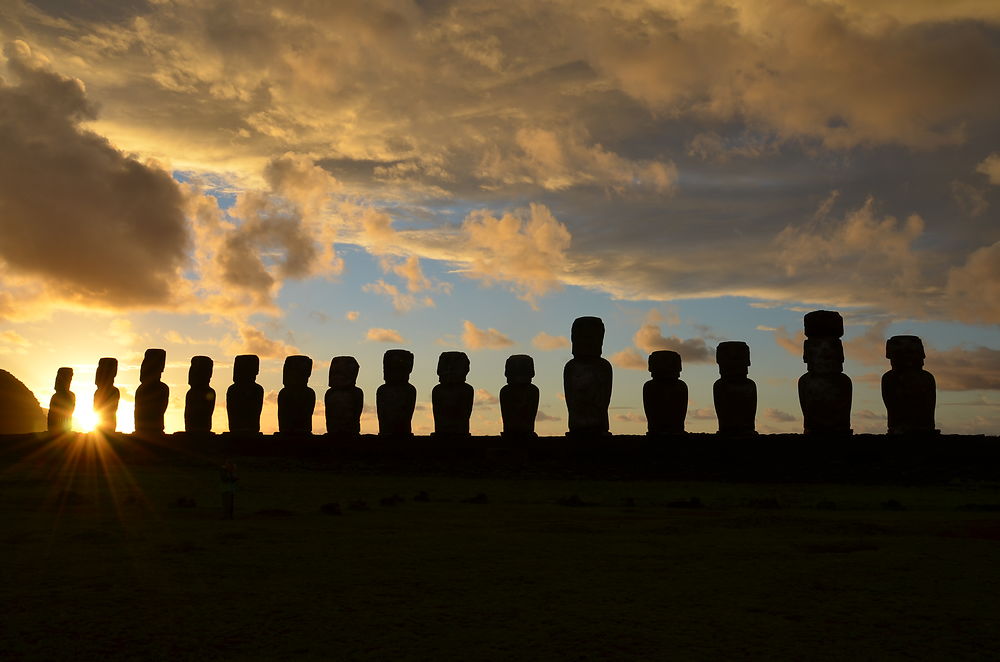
[803,310,844,339]
[504,354,535,385]
[886,335,925,370]
[139,348,166,384]
[282,355,312,387]
[383,349,414,384]
[329,356,360,388]
[437,351,470,384]
[95,357,118,387]
[716,341,750,378]
[571,316,605,358]
[803,337,844,374]
[54,367,73,392]
[188,356,213,388]
[233,355,260,383]
[648,350,681,380]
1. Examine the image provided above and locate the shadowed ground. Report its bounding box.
[2,435,999,659]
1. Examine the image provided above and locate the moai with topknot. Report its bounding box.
[134,348,169,435]
[184,356,216,433]
[500,354,539,438]
[94,358,120,433]
[643,350,687,436]
[377,349,416,437]
[564,316,613,437]
[47,367,76,433]
[278,355,315,435]
[714,341,757,435]
[882,335,937,435]
[325,356,364,437]
[798,310,852,435]
[227,355,264,434]
[432,351,474,437]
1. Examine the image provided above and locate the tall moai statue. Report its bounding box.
[882,335,937,435]
[94,358,120,433]
[278,355,315,435]
[325,356,363,437]
[134,348,169,435]
[798,310,852,435]
[47,367,76,433]
[432,351,474,437]
[714,341,757,435]
[644,350,687,436]
[227,355,264,434]
[184,356,216,433]
[564,316,613,437]
[500,354,539,438]
[376,349,416,437]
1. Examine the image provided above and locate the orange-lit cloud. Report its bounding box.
[366,328,405,343]
[532,332,570,351]
[461,321,514,350]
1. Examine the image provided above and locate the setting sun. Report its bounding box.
[72,406,98,432]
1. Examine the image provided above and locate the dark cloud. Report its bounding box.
[0,41,190,308]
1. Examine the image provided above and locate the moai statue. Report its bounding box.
[882,335,937,435]
[325,356,363,437]
[432,351,474,437]
[226,355,264,434]
[278,355,315,435]
[564,316,613,437]
[93,358,120,433]
[47,367,76,433]
[184,356,216,433]
[134,348,169,435]
[798,310,852,435]
[643,350,687,436]
[376,349,416,437]
[500,354,539,438]
[714,341,757,435]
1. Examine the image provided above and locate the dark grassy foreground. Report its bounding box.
[2,434,1000,660]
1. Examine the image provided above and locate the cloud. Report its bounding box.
[946,241,1000,324]
[535,410,560,422]
[977,153,1000,185]
[474,389,499,406]
[457,204,572,306]
[0,41,190,309]
[633,323,713,363]
[764,408,797,423]
[929,346,1000,391]
[230,324,299,359]
[461,320,514,350]
[346,311,360,321]
[614,411,646,423]
[363,279,435,313]
[609,347,646,370]
[366,328,405,343]
[532,332,570,351]
[0,330,31,355]
[951,180,989,217]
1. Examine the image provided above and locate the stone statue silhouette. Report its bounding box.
[325,356,363,437]
[377,349,416,437]
[882,335,937,435]
[278,355,315,434]
[714,341,756,435]
[798,310,852,434]
[643,350,687,436]
[184,356,215,433]
[564,316,613,437]
[432,351,474,437]
[134,348,169,435]
[227,355,264,434]
[500,354,539,438]
[47,367,75,433]
[93,357,120,433]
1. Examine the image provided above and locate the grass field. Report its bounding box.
[2,441,1000,660]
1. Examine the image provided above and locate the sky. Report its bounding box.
[1,0,999,435]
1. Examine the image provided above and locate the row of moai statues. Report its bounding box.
[44,312,937,437]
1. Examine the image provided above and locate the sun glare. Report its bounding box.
[73,406,99,432]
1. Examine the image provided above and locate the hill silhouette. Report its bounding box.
[0,369,45,433]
